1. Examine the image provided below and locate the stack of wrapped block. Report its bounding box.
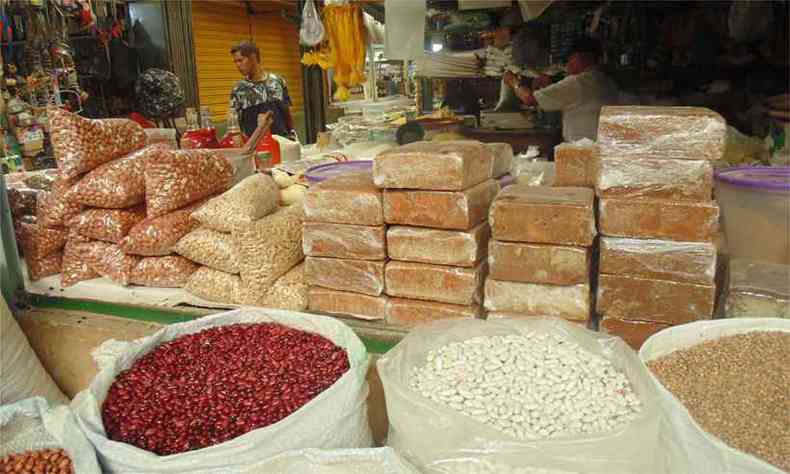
[553,138,598,188]
[486,185,597,325]
[595,106,725,349]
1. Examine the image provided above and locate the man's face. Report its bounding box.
[566,53,584,76]
[233,52,258,77]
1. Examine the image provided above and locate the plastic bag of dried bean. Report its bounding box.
[184,267,243,304]
[73,206,146,243]
[36,177,83,228]
[144,148,234,218]
[16,221,67,259]
[119,201,206,256]
[0,397,101,474]
[238,263,308,311]
[61,238,101,288]
[130,256,199,288]
[72,308,372,473]
[69,144,167,208]
[49,108,147,179]
[175,228,241,274]
[86,242,140,286]
[238,447,421,473]
[26,252,63,281]
[191,174,280,232]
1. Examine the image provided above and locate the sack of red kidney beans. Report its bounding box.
[71,309,372,474]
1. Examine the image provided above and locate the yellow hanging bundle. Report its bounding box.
[316,3,367,101]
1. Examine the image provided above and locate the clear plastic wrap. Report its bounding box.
[21,169,58,190]
[61,239,100,287]
[184,267,242,304]
[726,259,790,319]
[490,185,596,246]
[175,228,241,274]
[484,279,590,321]
[143,128,178,148]
[69,144,166,208]
[599,198,719,243]
[73,206,146,243]
[303,222,386,260]
[240,263,308,311]
[597,274,715,324]
[144,148,234,218]
[596,156,713,201]
[304,171,384,225]
[26,252,63,281]
[386,298,480,327]
[49,108,147,179]
[129,255,200,288]
[488,241,590,285]
[387,224,489,267]
[16,221,67,259]
[599,318,671,350]
[553,139,597,188]
[192,174,280,232]
[373,141,493,191]
[385,261,485,306]
[305,257,385,296]
[485,312,590,326]
[600,237,716,285]
[35,177,82,228]
[239,447,420,473]
[383,179,499,231]
[513,160,555,187]
[86,242,141,286]
[597,106,727,162]
[484,142,513,178]
[119,201,205,256]
[308,287,389,320]
[7,186,38,218]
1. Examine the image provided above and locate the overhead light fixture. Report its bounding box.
[431,43,444,52]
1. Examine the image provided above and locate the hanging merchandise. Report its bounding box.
[134,68,185,121]
[384,0,425,62]
[300,0,325,47]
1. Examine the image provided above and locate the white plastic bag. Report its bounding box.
[639,318,788,474]
[0,397,101,474]
[300,0,325,46]
[239,447,421,473]
[378,317,662,474]
[71,308,372,473]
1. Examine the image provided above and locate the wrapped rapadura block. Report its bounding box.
[385,261,485,306]
[304,256,386,296]
[484,279,590,321]
[486,312,589,326]
[489,185,596,246]
[386,223,489,267]
[599,198,719,242]
[308,287,388,320]
[596,156,713,201]
[600,237,716,285]
[383,179,498,230]
[597,106,727,161]
[553,139,597,188]
[386,298,480,327]
[485,142,514,178]
[488,241,590,285]
[726,258,790,319]
[302,222,386,260]
[374,141,493,190]
[597,274,715,324]
[303,171,384,225]
[599,318,671,350]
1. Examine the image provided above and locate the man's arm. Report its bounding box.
[503,71,537,106]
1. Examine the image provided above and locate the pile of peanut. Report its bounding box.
[0,448,73,473]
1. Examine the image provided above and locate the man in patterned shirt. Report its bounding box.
[229,41,297,141]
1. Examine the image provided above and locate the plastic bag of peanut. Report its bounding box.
[175,228,241,274]
[73,206,146,243]
[69,144,168,208]
[129,255,200,288]
[144,148,234,218]
[119,200,207,256]
[184,267,243,304]
[61,233,100,287]
[86,242,140,286]
[49,108,147,179]
[16,221,67,260]
[191,174,280,232]
[27,252,63,281]
[239,263,308,311]
[36,177,83,228]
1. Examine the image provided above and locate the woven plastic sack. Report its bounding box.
[0,297,67,405]
[119,201,205,256]
[69,144,167,208]
[639,318,788,474]
[16,221,67,259]
[36,177,82,228]
[73,206,146,243]
[191,174,280,232]
[239,447,420,473]
[86,242,141,286]
[378,317,662,474]
[61,238,101,287]
[129,256,199,288]
[175,228,241,274]
[184,267,243,304]
[144,148,234,218]
[27,252,63,281]
[49,108,147,179]
[0,398,101,474]
[72,308,371,473]
[240,263,308,311]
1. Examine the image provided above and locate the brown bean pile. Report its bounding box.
[120,201,206,256]
[61,238,100,287]
[0,448,73,474]
[27,252,63,281]
[35,178,82,228]
[16,221,67,260]
[73,206,146,243]
[86,242,141,286]
[648,331,790,471]
[130,255,200,288]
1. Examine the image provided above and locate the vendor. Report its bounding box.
[229,41,297,141]
[503,38,618,141]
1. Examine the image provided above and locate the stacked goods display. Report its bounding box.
[72,309,372,473]
[486,185,596,324]
[725,259,790,318]
[596,107,724,348]
[378,318,662,473]
[553,139,598,188]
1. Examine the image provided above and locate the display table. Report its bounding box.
[460,126,562,157]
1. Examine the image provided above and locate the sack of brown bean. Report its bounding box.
[69,144,167,208]
[144,148,234,218]
[49,108,147,179]
[86,242,140,286]
[72,309,372,473]
[16,221,67,259]
[119,201,205,256]
[1,398,101,474]
[175,228,241,274]
[61,238,100,287]
[184,267,243,304]
[191,173,280,233]
[73,206,146,243]
[27,251,63,281]
[129,256,199,288]
[238,447,421,473]
[378,317,662,474]
[641,319,789,474]
[239,263,308,311]
[36,177,82,228]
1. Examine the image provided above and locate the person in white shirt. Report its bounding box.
[503,38,619,141]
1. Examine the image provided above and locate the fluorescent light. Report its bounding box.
[431,43,443,52]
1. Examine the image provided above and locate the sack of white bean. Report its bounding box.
[184,267,244,304]
[239,263,308,311]
[191,174,280,233]
[175,228,242,274]
[238,447,420,473]
[1,397,101,474]
[72,308,372,473]
[378,317,663,474]
[641,318,789,474]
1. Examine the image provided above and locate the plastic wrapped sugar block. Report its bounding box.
[303,171,384,225]
[596,156,713,201]
[726,258,790,319]
[485,142,514,178]
[304,256,386,296]
[302,222,386,260]
[386,298,480,327]
[384,261,485,306]
[386,223,489,267]
[483,279,590,321]
[308,287,388,320]
[488,241,590,285]
[599,318,672,350]
[553,139,597,188]
[600,237,716,285]
[599,198,719,242]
